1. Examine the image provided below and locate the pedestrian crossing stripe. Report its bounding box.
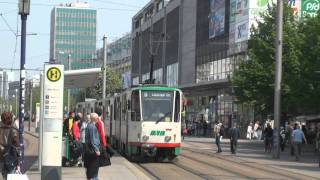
[47,67,61,82]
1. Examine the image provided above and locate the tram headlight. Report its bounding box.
[142,135,149,141]
[164,136,171,142]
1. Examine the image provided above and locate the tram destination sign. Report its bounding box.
[143,91,173,98]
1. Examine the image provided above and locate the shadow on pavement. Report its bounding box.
[278,164,320,172]
[24,156,38,172]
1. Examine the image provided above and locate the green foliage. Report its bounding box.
[232,4,320,115]
[298,14,320,113]
[75,67,122,101]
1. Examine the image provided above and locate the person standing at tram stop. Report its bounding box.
[229,123,240,154]
[214,121,223,153]
[84,113,101,180]
[95,107,107,149]
[0,112,20,180]
[80,114,90,159]
[292,124,308,161]
[65,112,75,137]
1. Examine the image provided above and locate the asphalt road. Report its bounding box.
[133,140,320,180]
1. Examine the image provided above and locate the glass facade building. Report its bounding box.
[50,3,97,70]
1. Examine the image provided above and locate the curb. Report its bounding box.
[122,158,152,180]
[25,131,39,138]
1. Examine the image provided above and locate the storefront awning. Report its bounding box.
[180,79,230,97]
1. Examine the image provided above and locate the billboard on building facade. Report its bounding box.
[234,0,250,43]
[301,0,320,18]
[209,0,225,39]
[122,72,131,89]
[288,0,302,16]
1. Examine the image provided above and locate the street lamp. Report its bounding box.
[18,0,30,15]
[18,0,30,172]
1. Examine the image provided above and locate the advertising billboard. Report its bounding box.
[301,0,320,18]
[209,0,226,39]
[235,0,250,43]
[288,0,302,16]
[122,72,131,89]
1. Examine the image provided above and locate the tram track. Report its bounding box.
[135,161,207,180]
[182,147,319,180]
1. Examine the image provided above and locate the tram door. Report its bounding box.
[121,94,127,152]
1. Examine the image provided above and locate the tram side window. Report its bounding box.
[114,100,118,120]
[174,91,180,122]
[110,105,113,121]
[131,91,141,121]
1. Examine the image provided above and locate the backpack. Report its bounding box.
[3,128,18,172]
[219,125,225,136]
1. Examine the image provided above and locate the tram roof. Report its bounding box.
[64,68,101,88]
[132,85,180,92]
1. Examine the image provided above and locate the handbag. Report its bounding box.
[7,169,29,180]
[99,147,111,167]
[106,145,114,157]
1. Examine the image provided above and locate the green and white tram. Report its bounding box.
[76,85,182,161]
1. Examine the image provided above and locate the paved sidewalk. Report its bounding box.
[183,137,320,179]
[26,156,150,180]
[23,122,150,180]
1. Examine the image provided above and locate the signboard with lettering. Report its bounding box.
[301,0,320,18]
[41,64,64,179]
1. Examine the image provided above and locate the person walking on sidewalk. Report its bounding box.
[229,123,240,154]
[0,112,20,180]
[214,122,223,153]
[264,123,273,153]
[84,113,101,180]
[292,124,307,161]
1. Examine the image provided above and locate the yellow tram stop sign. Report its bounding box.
[47,67,62,82]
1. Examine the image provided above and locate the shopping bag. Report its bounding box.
[7,173,29,180]
[99,148,111,167]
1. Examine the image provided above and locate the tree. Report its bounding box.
[75,67,122,101]
[25,86,41,117]
[297,13,320,113]
[95,67,122,97]
[232,3,304,116]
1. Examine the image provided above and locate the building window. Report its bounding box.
[142,73,149,83]
[153,68,163,84]
[167,63,178,87]
[196,56,241,83]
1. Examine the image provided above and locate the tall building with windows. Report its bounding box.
[0,69,8,100]
[49,2,97,70]
[97,33,132,89]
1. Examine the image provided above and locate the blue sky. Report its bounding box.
[0,0,149,80]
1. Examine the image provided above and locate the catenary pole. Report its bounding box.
[67,54,71,112]
[273,0,283,159]
[18,13,27,173]
[103,35,107,99]
[28,81,32,131]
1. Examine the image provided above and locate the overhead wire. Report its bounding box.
[11,13,19,70]
[88,0,142,8]
[0,1,140,11]
[0,13,17,36]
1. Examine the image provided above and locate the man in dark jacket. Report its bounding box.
[229,123,240,154]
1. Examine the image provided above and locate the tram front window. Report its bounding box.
[142,91,174,122]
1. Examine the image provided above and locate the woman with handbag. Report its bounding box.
[84,113,101,180]
[0,112,20,180]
